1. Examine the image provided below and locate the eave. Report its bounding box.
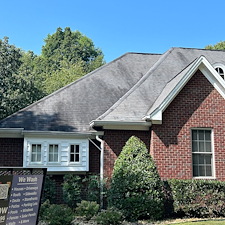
[90,120,152,131]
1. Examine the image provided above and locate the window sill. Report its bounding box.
[193,176,216,180]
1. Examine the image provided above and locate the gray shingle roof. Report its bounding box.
[0,52,161,132]
[2,47,225,132]
[97,48,225,122]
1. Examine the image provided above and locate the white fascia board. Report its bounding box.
[0,128,24,137]
[22,130,96,138]
[148,56,224,124]
[90,120,152,130]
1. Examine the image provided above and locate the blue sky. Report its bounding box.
[1,0,225,62]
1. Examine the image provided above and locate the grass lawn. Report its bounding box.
[151,218,225,225]
[174,221,225,225]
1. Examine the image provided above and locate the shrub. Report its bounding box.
[108,136,164,221]
[39,200,74,225]
[75,200,100,220]
[42,175,57,203]
[167,179,225,218]
[83,175,101,203]
[62,174,82,208]
[94,208,123,225]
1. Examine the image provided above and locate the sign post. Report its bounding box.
[0,168,46,225]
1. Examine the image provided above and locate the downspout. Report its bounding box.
[96,135,104,209]
[89,135,104,208]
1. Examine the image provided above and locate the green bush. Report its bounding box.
[94,208,123,225]
[75,200,100,220]
[167,179,225,218]
[39,200,74,225]
[83,175,101,203]
[108,136,164,221]
[62,174,82,208]
[42,175,57,203]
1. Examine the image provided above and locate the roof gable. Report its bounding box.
[145,56,225,124]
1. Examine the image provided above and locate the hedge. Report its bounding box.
[164,179,225,218]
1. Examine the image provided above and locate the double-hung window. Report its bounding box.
[49,144,59,163]
[192,129,213,177]
[31,144,42,163]
[70,144,80,163]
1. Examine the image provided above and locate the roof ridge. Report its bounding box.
[172,46,225,53]
[96,47,175,121]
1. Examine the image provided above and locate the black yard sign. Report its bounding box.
[0,169,46,225]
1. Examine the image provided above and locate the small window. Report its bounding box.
[192,130,213,177]
[70,145,80,162]
[31,144,41,162]
[215,67,224,79]
[49,144,59,162]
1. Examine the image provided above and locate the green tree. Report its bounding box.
[108,136,164,221]
[205,41,225,50]
[0,37,22,119]
[40,27,104,93]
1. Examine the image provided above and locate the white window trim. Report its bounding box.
[29,143,44,165]
[191,128,216,179]
[69,143,81,165]
[213,63,225,80]
[47,143,61,165]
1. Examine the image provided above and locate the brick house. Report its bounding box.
[1,47,225,193]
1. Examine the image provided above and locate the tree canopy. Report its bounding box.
[0,27,105,119]
[205,41,225,50]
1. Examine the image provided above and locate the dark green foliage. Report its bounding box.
[83,175,102,203]
[108,136,164,221]
[39,200,74,225]
[42,175,57,204]
[167,179,225,218]
[62,174,82,208]
[75,200,100,220]
[94,208,124,225]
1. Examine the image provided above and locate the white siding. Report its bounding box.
[23,137,89,172]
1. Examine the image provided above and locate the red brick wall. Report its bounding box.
[103,130,150,178]
[0,138,23,166]
[151,70,225,180]
[89,140,100,173]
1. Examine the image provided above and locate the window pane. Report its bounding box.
[199,155,204,164]
[70,145,74,153]
[205,142,211,152]
[205,130,211,141]
[199,141,205,152]
[192,130,198,140]
[49,145,53,153]
[192,141,198,152]
[49,154,53,162]
[206,165,212,176]
[75,154,79,162]
[193,154,198,164]
[37,153,41,162]
[76,145,79,153]
[205,154,212,164]
[193,165,198,177]
[31,154,36,162]
[70,154,74,162]
[199,166,205,176]
[199,130,204,140]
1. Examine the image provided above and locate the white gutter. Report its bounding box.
[95,135,104,209]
